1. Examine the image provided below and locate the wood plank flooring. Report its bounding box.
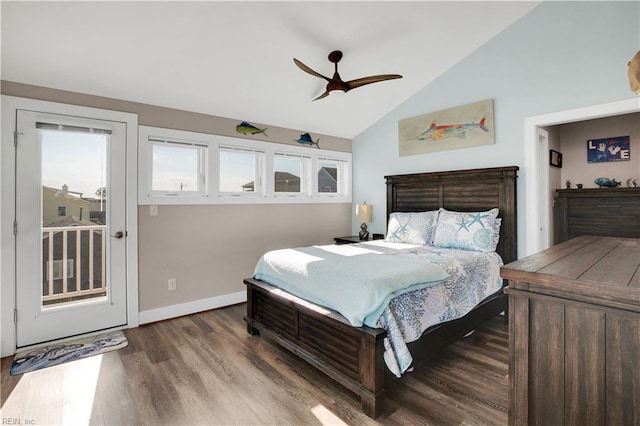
[1,303,508,425]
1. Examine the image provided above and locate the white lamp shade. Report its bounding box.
[355,204,373,223]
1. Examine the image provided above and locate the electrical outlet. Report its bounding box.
[168,278,177,291]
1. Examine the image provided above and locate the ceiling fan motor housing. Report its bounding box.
[328,50,343,63]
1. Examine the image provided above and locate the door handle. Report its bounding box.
[112,231,125,239]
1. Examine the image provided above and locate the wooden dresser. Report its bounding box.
[502,236,639,426]
[554,187,640,244]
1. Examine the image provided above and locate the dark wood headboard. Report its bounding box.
[385,166,518,264]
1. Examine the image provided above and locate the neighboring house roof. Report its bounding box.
[274,171,300,184]
[43,185,82,198]
[243,171,300,191]
[319,167,337,183]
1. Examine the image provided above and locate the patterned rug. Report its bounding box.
[10,330,128,375]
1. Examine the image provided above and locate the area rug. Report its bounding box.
[10,330,128,375]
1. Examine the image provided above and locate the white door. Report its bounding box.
[15,110,127,347]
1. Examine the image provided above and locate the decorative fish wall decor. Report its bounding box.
[398,99,495,157]
[594,177,621,188]
[236,121,268,137]
[295,133,320,148]
[417,117,489,141]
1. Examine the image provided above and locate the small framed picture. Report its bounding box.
[550,149,563,168]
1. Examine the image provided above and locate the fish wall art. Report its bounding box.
[295,133,320,148]
[398,99,495,156]
[236,121,268,137]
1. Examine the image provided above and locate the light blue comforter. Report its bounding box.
[253,243,449,327]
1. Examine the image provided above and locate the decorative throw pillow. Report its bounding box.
[492,218,502,250]
[384,211,439,245]
[432,208,500,252]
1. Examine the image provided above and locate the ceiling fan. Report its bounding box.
[294,50,403,101]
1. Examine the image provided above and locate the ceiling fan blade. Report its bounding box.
[294,58,331,82]
[346,74,403,90]
[312,90,331,101]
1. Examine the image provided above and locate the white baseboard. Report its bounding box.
[138,291,246,325]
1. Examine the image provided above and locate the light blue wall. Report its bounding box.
[352,1,640,256]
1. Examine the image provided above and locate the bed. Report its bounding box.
[243,166,518,418]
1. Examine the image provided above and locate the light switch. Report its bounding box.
[149,205,158,216]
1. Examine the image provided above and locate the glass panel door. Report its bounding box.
[15,110,127,347]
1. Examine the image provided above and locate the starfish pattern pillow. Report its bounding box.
[432,208,500,252]
[384,211,439,245]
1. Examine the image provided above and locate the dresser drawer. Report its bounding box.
[567,197,640,216]
[568,216,640,239]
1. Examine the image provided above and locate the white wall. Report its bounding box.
[351,1,640,257]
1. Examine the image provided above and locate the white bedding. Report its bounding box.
[253,242,449,327]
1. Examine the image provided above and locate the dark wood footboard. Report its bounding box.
[243,277,387,418]
[244,277,507,418]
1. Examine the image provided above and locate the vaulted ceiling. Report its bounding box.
[1,1,539,139]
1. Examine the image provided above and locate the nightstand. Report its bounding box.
[334,234,384,245]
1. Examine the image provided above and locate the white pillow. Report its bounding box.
[432,208,500,252]
[384,211,439,245]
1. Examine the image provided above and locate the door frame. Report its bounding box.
[535,127,550,251]
[523,97,640,256]
[1,95,139,357]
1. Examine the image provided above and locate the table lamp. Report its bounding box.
[356,203,373,240]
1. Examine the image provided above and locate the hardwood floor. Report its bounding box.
[1,304,508,425]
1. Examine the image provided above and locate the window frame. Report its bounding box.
[217,145,265,197]
[48,259,74,280]
[272,152,310,197]
[139,127,211,202]
[148,139,207,197]
[316,157,348,197]
[138,126,351,205]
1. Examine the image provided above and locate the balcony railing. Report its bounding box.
[42,225,107,305]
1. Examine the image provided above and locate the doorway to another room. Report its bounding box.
[524,98,640,256]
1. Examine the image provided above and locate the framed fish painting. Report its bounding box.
[398,99,495,156]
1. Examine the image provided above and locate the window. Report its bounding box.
[317,160,339,194]
[48,259,74,280]
[317,158,348,196]
[138,126,351,204]
[219,147,263,194]
[274,154,305,194]
[57,206,66,217]
[150,140,205,196]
